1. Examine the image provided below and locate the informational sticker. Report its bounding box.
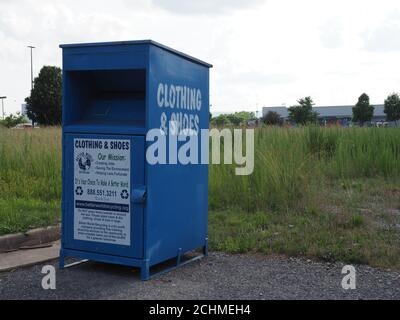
[73,138,131,246]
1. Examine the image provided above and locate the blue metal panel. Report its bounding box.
[62,44,148,71]
[63,133,145,258]
[145,45,209,266]
[60,40,212,68]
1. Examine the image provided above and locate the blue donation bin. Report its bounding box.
[59,40,212,280]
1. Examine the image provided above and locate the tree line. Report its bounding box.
[263,93,400,126]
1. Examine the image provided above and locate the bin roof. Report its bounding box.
[59,40,212,68]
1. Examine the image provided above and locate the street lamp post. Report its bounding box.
[0,96,6,119]
[27,46,35,91]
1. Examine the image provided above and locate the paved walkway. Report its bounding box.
[0,241,60,272]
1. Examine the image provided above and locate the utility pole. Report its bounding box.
[0,96,6,119]
[27,46,35,125]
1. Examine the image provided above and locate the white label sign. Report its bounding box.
[73,138,131,246]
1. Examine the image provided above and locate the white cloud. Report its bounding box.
[152,0,265,15]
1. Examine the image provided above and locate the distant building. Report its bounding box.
[21,103,28,116]
[262,105,386,126]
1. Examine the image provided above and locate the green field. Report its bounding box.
[1,126,399,268]
[0,127,61,235]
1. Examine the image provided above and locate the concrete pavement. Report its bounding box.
[0,241,60,273]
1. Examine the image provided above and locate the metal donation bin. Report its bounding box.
[59,40,212,280]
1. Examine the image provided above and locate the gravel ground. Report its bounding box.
[0,252,399,300]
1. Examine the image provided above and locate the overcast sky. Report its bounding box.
[1,0,400,115]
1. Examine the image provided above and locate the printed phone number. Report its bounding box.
[86,189,118,197]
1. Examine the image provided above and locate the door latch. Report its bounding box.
[132,185,147,204]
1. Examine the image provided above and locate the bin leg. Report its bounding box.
[141,260,150,281]
[203,237,209,257]
[59,251,65,269]
[176,248,183,266]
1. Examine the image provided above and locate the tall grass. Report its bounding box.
[1,125,400,236]
[0,127,61,234]
[209,126,400,212]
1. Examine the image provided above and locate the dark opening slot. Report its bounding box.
[65,69,146,128]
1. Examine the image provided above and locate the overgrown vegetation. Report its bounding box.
[0,126,399,268]
[210,126,400,212]
[0,127,61,234]
[209,126,400,268]
[209,176,400,268]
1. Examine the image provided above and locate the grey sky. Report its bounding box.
[1,0,400,115]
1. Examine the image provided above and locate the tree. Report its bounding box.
[0,113,27,128]
[384,93,400,122]
[288,97,318,125]
[226,113,242,126]
[25,66,62,125]
[211,114,229,126]
[262,111,283,126]
[352,93,374,126]
[226,111,255,126]
[234,111,256,123]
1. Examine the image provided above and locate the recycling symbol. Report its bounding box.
[121,189,129,199]
[75,186,83,196]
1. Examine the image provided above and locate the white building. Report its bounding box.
[263,105,386,125]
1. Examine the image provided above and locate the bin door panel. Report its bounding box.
[63,134,144,258]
